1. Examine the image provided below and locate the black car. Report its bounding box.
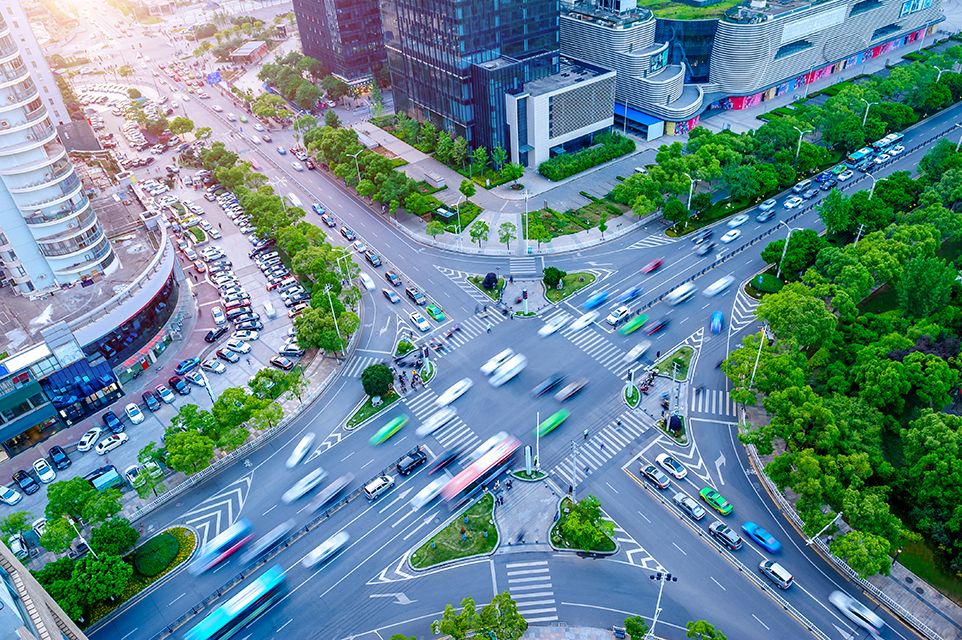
[235,320,264,331]
[396,448,428,475]
[102,410,124,434]
[142,391,161,412]
[205,326,229,343]
[365,251,382,267]
[820,178,838,191]
[340,226,357,241]
[405,287,426,305]
[168,376,190,395]
[385,271,401,287]
[48,446,71,471]
[217,348,240,363]
[13,470,39,495]
[531,374,566,398]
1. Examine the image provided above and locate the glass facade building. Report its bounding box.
[291,0,387,82]
[655,19,719,84]
[382,0,561,152]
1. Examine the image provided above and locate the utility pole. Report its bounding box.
[645,572,677,639]
[853,223,866,246]
[569,441,579,495]
[535,411,541,472]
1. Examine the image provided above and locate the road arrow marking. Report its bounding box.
[369,592,416,605]
[714,452,727,486]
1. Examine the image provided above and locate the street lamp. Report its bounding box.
[347,150,363,184]
[793,126,812,160]
[806,511,844,546]
[645,572,677,639]
[865,172,878,201]
[682,172,696,211]
[934,65,947,83]
[524,189,530,254]
[324,284,343,354]
[860,98,878,126]
[455,195,465,248]
[775,220,796,280]
[748,324,768,390]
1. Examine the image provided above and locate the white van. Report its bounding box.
[489,354,527,387]
[759,560,794,589]
[791,179,812,194]
[363,474,395,500]
[287,193,303,209]
[263,301,277,319]
[666,282,697,305]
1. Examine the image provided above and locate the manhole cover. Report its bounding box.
[906,577,914,584]
[916,587,925,595]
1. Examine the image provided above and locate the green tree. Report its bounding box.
[469,220,490,248]
[361,363,394,397]
[168,116,194,136]
[294,306,347,353]
[195,126,212,140]
[81,489,122,524]
[248,368,293,400]
[757,282,837,349]
[426,220,446,241]
[818,189,854,235]
[138,441,167,468]
[477,592,528,640]
[321,75,350,101]
[170,403,219,437]
[45,478,95,521]
[250,401,284,431]
[450,136,469,168]
[598,212,609,239]
[559,495,614,550]
[89,518,140,556]
[760,229,826,280]
[624,615,649,640]
[0,511,32,537]
[897,256,956,318]
[164,430,215,474]
[498,222,517,249]
[75,554,133,606]
[294,83,322,110]
[491,146,508,171]
[286,367,308,403]
[324,109,341,129]
[543,266,567,288]
[40,517,76,554]
[459,179,476,199]
[502,162,524,185]
[471,146,489,176]
[662,197,689,224]
[829,530,892,578]
[212,387,263,430]
[435,131,453,164]
[434,597,478,640]
[127,87,142,99]
[686,620,727,640]
[251,93,291,120]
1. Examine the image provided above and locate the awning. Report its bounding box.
[613,103,663,126]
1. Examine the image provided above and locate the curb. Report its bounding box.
[405,493,500,573]
[547,495,619,557]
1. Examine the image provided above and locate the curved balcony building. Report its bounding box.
[0,13,115,296]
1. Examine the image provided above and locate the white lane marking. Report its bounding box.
[751,614,770,631]
[340,451,355,462]
[490,560,498,596]
[605,482,620,494]
[277,619,293,632]
[169,593,186,605]
[262,505,276,516]
[121,629,139,640]
[636,510,651,524]
[710,576,726,591]
[671,542,687,555]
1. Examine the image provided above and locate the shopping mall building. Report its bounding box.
[561,0,944,139]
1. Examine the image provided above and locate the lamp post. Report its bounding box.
[860,98,878,126]
[455,195,465,249]
[775,220,795,280]
[524,189,530,254]
[347,150,362,184]
[934,65,947,82]
[68,517,98,560]
[682,172,695,211]
[807,511,844,545]
[748,324,768,390]
[793,126,812,160]
[645,572,677,639]
[865,172,878,200]
[324,284,343,352]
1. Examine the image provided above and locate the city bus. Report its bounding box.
[870,133,904,151]
[845,147,874,166]
[441,435,520,508]
[184,565,286,640]
[189,519,254,575]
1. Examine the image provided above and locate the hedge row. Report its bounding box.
[538,132,635,182]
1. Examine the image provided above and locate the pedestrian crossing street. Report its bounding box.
[551,410,651,488]
[540,308,634,379]
[342,355,384,378]
[729,287,760,334]
[509,257,539,276]
[690,388,737,417]
[504,560,558,623]
[431,312,508,355]
[403,387,481,453]
[628,234,679,249]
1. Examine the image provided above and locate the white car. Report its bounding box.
[872,153,891,165]
[538,314,568,337]
[358,272,375,291]
[292,161,304,171]
[828,591,885,636]
[226,338,252,354]
[703,275,735,297]
[727,214,749,227]
[253,123,264,132]
[124,465,141,484]
[185,371,207,386]
[480,348,514,376]
[410,312,431,332]
[416,407,458,437]
[282,467,328,503]
[569,311,598,331]
[0,485,22,506]
[606,305,631,326]
[758,198,777,211]
[435,377,473,407]
[410,475,450,509]
[77,427,103,452]
[32,518,46,538]
[32,458,56,483]
[783,196,804,209]
[719,229,741,244]
[302,531,349,568]
[202,359,226,374]
[888,144,905,156]
[286,434,316,469]
[837,169,855,182]
[489,354,527,388]
[233,330,259,342]
[226,112,236,121]
[623,340,652,363]
[95,433,129,455]
[352,240,367,253]
[656,453,687,479]
[125,403,145,425]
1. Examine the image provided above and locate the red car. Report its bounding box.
[642,259,663,273]
[304,158,316,170]
[646,319,670,335]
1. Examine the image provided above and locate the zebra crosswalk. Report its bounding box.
[403,388,481,453]
[551,410,651,488]
[545,308,632,378]
[431,312,507,354]
[509,257,539,276]
[629,234,679,249]
[729,287,759,334]
[504,560,557,623]
[342,355,384,378]
[690,388,736,417]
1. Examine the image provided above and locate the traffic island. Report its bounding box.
[550,497,617,554]
[654,346,694,381]
[468,274,505,301]
[512,469,547,481]
[409,493,498,569]
[420,359,436,384]
[346,390,401,430]
[545,271,596,304]
[624,383,640,409]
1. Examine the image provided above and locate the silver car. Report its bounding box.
[302,531,350,568]
[281,467,328,503]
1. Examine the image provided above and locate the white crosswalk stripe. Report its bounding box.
[730,287,760,334]
[341,355,383,378]
[551,411,650,488]
[403,389,481,452]
[559,323,628,376]
[689,388,736,417]
[629,234,679,249]
[609,521,665,572]
[505,560,557,623]
[509,257,538,275]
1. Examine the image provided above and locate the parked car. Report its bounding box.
[95,433,129,455]
[102,410,124,434]
[156,385,176,404]
[124,403,145,425]
[48,446,71,470]
[270,356,296,370]
[32,458,57,483]
[168,375,190,395]
[13,470,39,495]
[142,391,161,412]
[0,485,22,506]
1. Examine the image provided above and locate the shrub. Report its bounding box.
[482,272,498,289]
[543,266,566,288]
[395,340,414,356]
[752,273,784,293]
[132,532,180,577]
[361,363,393,397]
[538,132,635,181]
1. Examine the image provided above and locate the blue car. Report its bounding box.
[742,521,781,553]
[617,286,643,304]
[710,311,724,334]
[312,203,325,215]
[175,357,201,375]
[102,410,124,434]
[583,291,610,311]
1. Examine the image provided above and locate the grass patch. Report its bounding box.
[514,311,536,317]
[188,226,206,243]
[468,275,504,301]
[434,201,482,232]
[624,384,640,408]
[550,497,616,552]
[346,390,400,429]
[898,540,962,606]
[655,346,694,380]
[85,527,195,627]
[420,359,436,384]
[745,272,784,299]
[133,532,179,576]
[410,493,497,569]
[638,0,744,18]
[395,340,415,357]
[526,200,623,239]
[513,469,546,480]
[390,157,408,168]
[546,272,596,303]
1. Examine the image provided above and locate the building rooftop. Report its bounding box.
[0,172,159,358]
[632,0,745,20]
[522,58,614,97]
[230,40,268,58]
[561,1,654,26]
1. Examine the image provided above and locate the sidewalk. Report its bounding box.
[524,627,663,640]
[492,479,559,551]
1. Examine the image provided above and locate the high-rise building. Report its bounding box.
[382,0,562,153]
[0,541,88,640]
[291,0,387,84]
[2,2,68,126]
[0,9,116,296]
